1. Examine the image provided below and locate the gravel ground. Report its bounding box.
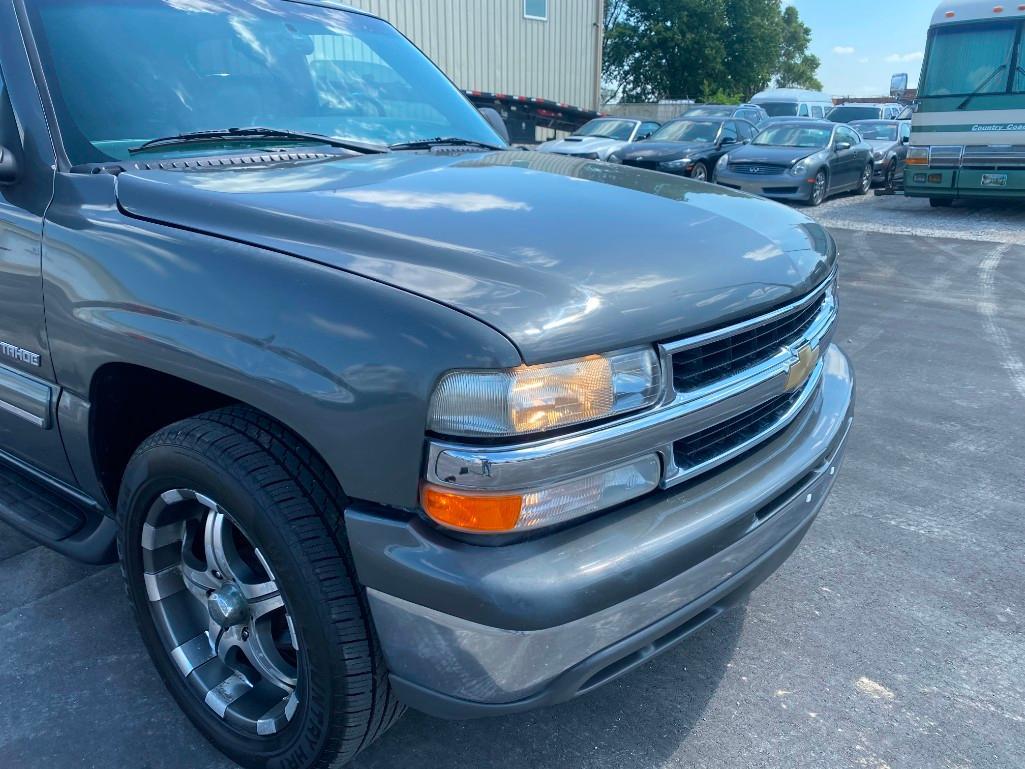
[806,191,1025,245]
[1,226,1024,769]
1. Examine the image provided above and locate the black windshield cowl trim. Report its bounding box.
[129,127,389,156]
[389,137,504,151]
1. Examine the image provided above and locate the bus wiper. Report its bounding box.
[957,64,1007,110]
[389,137,503,151]
[129,127,389,155]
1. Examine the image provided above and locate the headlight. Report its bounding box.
[790,160,809,177]
[427,347,662,438]
[906,146,929,166]
[607,153,623,164]
[660,158,691,171]
[873,151,884,161]
[716,153,730,171]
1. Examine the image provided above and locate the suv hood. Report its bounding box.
[115,150,835,363]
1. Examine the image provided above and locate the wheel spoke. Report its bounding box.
[181,561,220,601]
[243,623,298,692]
[248,590,285,621]
[205,511,241,583]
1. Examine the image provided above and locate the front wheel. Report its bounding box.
[857,163,873,195]
[117,406,403,769]
[689,161,709,182]
[807,169,828,207]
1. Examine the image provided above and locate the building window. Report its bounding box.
[524,0,548,21]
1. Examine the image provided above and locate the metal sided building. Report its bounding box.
[342,0,605,141]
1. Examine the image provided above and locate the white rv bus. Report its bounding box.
[906,1,1025,205]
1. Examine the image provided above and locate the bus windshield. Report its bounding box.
[921,21,1023,97]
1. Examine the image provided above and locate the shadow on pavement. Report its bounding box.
[353,605,748,769]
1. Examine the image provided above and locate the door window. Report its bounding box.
[836,126,859,146]
[810,105,824,118]
[798,103,810,117]
[638,121,660,139]
[720,121,739,144]
[737,121,756,142]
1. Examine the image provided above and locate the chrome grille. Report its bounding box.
[729,163,787,175]
[961,145,1025,168]
[673,392,800,474]
[672,292,826,393]
[928,146,964,168]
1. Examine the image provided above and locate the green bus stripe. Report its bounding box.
[914,124,1025,133]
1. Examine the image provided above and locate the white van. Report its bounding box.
[750,88,835,120]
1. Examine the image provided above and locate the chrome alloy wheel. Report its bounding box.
[811,170,827,205]
[141,489,300,736]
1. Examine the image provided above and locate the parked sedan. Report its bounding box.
[608,117,758,181]
[536,117,661,161]
[716,120,874,206]
[849,119,912,187]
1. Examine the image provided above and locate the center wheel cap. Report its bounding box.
[208,582,249,628]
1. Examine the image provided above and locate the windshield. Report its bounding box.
[921,22,1020,97]
[758,102,799,117]
[851,123,898,141]
[574,119,637,141]
[26,0,502,164]
[753,126,832,148]
[828,106,881,122]
[650,120,720,143]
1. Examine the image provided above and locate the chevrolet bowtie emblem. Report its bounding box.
[785,344,820,392]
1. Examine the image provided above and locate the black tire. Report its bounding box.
[929,197,954,208]
[117,406,403,769]
[883,160,896,189]
[807,169,828,207]
[856,163,873,195]
[689,161,709,182]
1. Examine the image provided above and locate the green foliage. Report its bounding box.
[603,0,822,103]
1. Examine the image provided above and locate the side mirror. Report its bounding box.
[835,141,852,152]
[478,107,510,145]
[0,145,19,185]
[720,136,737,145]
[901,135,910,145]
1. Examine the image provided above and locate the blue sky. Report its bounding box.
[787,0,937,97]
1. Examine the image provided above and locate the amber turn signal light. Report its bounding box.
[422,486,523,532]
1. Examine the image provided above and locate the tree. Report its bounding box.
[774,5,822,90]
[602,0,822,103]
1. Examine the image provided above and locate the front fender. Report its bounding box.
[43,173,522,509]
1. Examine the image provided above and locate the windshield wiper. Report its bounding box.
[389,136,503,151]
[957,64,1008,110]
[129,127,388,156]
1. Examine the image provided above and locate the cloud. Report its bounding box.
[857,57,870,64]
[833,46,856,55]
[886,51,924,63]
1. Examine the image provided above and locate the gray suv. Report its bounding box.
[0,1,854,767]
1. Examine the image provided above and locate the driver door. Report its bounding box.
[0,24,75,483]
[831,127,858,187]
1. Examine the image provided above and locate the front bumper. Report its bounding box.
[346,344,855,718]
[716,170,813,200]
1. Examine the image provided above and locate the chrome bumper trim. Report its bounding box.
[428,280,836,492]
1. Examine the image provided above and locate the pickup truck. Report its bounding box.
[0,1,854,768]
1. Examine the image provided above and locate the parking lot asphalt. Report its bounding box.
[2,203,1024,769]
